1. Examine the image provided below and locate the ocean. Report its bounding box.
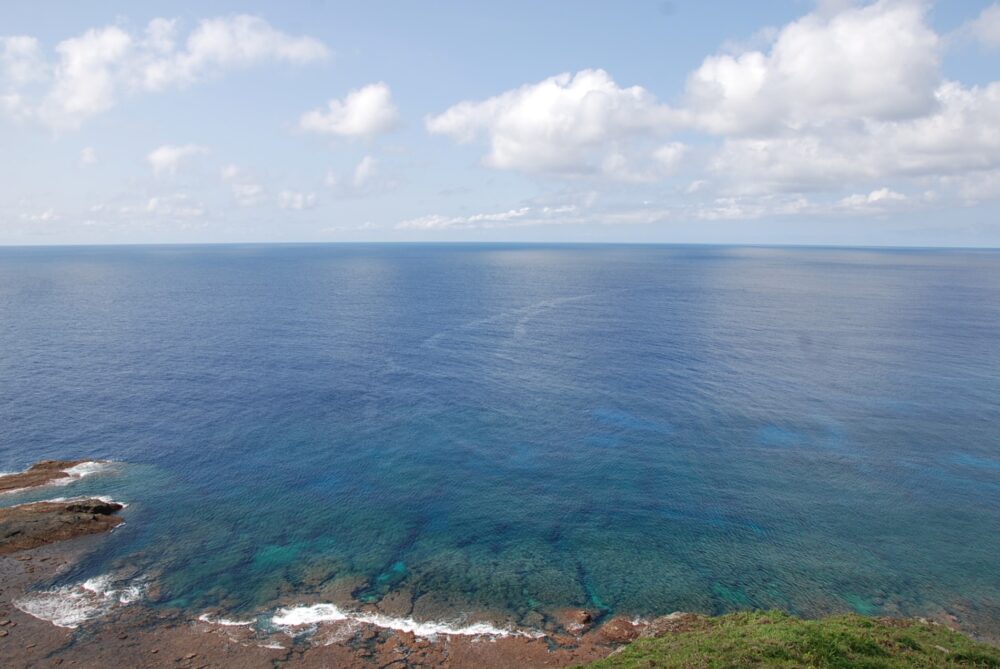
[1,243,998,632]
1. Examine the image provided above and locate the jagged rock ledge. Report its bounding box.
[0,498,125,555]
[0,459,95,493]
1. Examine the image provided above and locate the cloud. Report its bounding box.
[422,0,1000,212]
[937,169,1000,204]
[352,155,378,187]
[19,207,60,222]
[79,146,97,166]
[707,80,1000,193]
[0,16,329,130]
[142,193,206,217]
[1,36,47,84]
[325,155,398,196]
[146,144,206,176]
[39,26,133,130]
[278,190,317,210]
[299,82,399,138]
[98,192,207,219]
[839,187,907,209]
[396,205,585,230]
[968,3,1000,49]
[426,69,675,176]
[681,0,940,135]
[138,15,329,91]
[221,163,265,205]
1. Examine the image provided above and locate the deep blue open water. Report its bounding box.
[1,244,999,629]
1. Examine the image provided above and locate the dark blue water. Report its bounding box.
[2,244,999,629]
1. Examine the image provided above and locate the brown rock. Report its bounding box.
[555,608,594,632]
[640,611,707,637]
[597,616,639,644]
[65,500,123,515]
[0,460,91,493]
[0,499,124,555]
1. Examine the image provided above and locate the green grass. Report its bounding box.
[581,611,1000,669]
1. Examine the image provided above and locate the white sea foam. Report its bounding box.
[40,495,128,508]
[0,461,118,495]
[270,603,536,639]
[55,461,116,484]
[15,574,146,628]
[198,614,255,626]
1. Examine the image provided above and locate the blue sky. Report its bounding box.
[2,0,1000,245]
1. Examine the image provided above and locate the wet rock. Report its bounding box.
[597,616,639,644]
[555,608,594,632]
[64,501,122,516]
[376,588,415,618]
[0,499,124,554]
[0,460,88,493]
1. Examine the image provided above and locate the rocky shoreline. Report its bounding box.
[0,499,125,555]
[0,461,93,494]
[0,460,652,668]
[1,460,994,668]
[0,544,650,669]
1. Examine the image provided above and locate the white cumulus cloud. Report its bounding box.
[352,155,378,187]
[325,155,398,197]
[299,82,399,138]
[39,26,133,130]
[138,15,329,91]
[1,36,47,84]
[839,187,907,209]
[968,3,1000,49]
[0,16,329,130]
[682,0,940,135]
[426,69,675,176]
[423,0,1000,209]
[147,144,206,176]
[221,164,265,205]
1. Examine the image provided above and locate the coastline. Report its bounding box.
[0,464,630,667]
[2,461,998,668]
[0,461,112,496]
[1,540,631,668]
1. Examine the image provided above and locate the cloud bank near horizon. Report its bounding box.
[2,1,1000,244]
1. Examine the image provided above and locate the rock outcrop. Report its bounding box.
[0,460,88,493]
[0,499,124,554]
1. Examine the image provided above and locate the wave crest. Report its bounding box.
[14,574,145,628]
[270,603,538,638]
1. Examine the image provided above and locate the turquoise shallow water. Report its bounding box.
[1,244,999,629]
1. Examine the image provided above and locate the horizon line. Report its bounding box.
[1,240,999,252]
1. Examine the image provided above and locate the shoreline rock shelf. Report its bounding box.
[1,459,997,668]
[0,498,125,555]
[0,460,91,493]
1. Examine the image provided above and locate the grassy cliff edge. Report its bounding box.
[580,611,1000,668]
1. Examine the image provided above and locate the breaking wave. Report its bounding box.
[270,602,540,638]
[14,574,145,628]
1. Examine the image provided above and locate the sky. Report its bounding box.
[2,0,1000,246]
